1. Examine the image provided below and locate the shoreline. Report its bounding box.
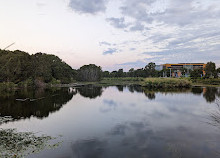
[0,78,220,91]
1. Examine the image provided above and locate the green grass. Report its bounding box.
[97,77,144,86]
[73,77,192,88]
[192,78,220,86]
[142,78,192,88]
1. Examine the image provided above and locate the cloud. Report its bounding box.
[103,99,118,107]
[106,17,130,29]
[69,0,108,14]
[36,2,46,8]
[99,41,111,46]
[154,0,220,26]
[118,60,147,68]
[129,22,145,32]
[118,0,220,26]
[103,48,117,55]
[142,44,220,65]
[70,0,220,67]
[130,48,136,51]
[120,0,154,23]
[106,0,220,31]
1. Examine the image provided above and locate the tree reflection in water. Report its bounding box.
[203,87,219,103]
[0,88,76,120]
[0,86,219,123]
[76,85,103,99]
[127,85,220,103]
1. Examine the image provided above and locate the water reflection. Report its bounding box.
[0,88,76,120]
[208,99,220,128]
[71,120,220,158]
[126,85,220,103]
[203,87,219,103]
[1,85,220,158]
[116,85,125,92]
[71,139,106,158]
[76,85,103,99]
[0,85,219,124]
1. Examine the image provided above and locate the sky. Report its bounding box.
[0,0,220,71]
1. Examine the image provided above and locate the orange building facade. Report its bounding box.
[162,63,206,77]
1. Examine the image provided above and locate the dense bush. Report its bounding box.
[76,64,102,82]
[0,49,76,84]
[142,78,192,88]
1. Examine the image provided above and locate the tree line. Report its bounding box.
[0,49,219,84]
[102,62,220,79]
[0,49,75,84]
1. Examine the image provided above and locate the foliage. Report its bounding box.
[0,128,61,158]
[192,78,220,86]
[142,78,192,88]
[77,64,102,82]
[190,69,203,78]
[0,88,76,119]
[217,67,220,73]
[145,62,157,77]
[0,82,17,92]
[0,50,32,83]
[205,61,217,78]
[102,62,162,78]
[0,49,76,84]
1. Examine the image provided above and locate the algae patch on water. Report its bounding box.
[0,117,62,158]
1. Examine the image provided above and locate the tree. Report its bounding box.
[205,61,217,78]
[128,68,134,77]
[145,62,156,77]
[217,68,220,78]
[110,71,117,78]
[134,68,145,77]
[217,67,220,73]
[77,64,102,81]
[190,69,203,79]
[0,49,75,84]
[102,71,110,78]
[116,69,124,77]
[180,68,188,77]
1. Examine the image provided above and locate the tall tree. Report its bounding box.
[205,61,217,78]
[0,49,75,84]
[116,69,124,77]
[190,69,203,78]
[77,64,102,81]
[128,68,134,77]
[145,62,156,77]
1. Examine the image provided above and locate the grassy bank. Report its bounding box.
[97,77,144,86]
[142,78,192,88]
[191,78,220,87]
[1,78,220,91]
[74,77,192,88]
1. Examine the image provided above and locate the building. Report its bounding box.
[162,63,206,77]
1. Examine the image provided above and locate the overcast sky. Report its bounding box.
[0,0,220,71]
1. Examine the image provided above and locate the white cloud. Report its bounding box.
[69,0,108,14]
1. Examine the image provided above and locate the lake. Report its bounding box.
[0,85,220,158]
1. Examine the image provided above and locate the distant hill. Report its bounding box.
[0,49,76,84]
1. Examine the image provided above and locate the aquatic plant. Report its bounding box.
[0,116,62,158]
[142,78,192,88]
[208,99,220,128]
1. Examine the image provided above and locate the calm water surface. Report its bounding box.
[0,86,220,158]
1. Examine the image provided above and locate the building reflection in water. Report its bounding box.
[0,85,219,124]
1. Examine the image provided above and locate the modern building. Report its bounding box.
[161,63,206,77]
